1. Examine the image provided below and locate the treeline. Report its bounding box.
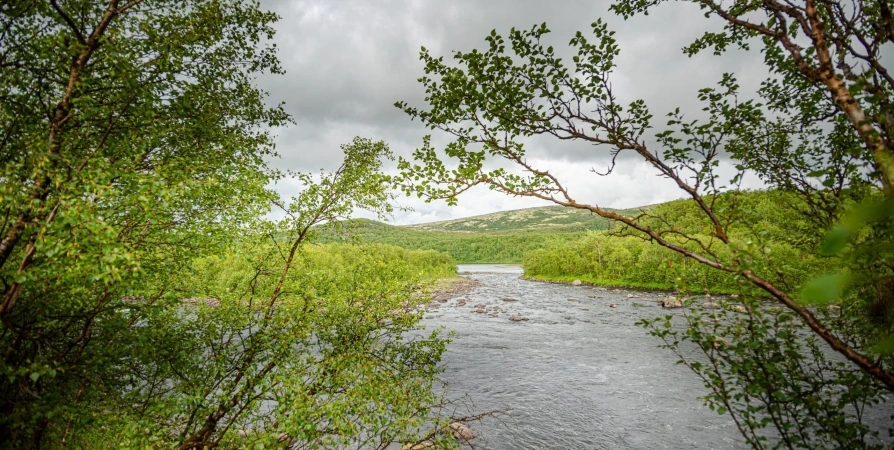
[319,219,584,263]
[192,242,457,296]
[524,191,837,294]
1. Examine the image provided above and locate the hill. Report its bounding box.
[405,205,644,233]
[318,204,653,263]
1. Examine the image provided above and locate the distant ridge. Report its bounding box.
[403,204,648,233]
[316,200,661,263]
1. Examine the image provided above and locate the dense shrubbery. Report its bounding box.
[0,1,460,444]
[67,242,456,449]
[524,191,835,294]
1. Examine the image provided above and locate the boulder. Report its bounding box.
[509,315,528,321]
[456,300,467,307]
[571,279,582,286]
[662,296,685,308]
[473,308,486,314]
[608,303,617,308]
[449,422,478,442]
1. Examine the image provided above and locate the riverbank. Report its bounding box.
[431,276,481,302]
[522,273,746,295]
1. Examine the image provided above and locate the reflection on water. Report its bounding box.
[423,264,744,449]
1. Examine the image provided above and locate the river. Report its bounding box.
[422,264,743,450]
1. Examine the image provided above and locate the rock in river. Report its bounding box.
[449,422,478,442]
[662,296,685,308]
[571,279,583,286]
[509,315,529,321]
[501,297,518,302]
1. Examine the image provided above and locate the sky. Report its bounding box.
[256,0,771,225]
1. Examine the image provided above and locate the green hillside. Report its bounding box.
[318,204,652,263]
[405,205,643,233]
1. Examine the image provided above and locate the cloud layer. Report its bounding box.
[258,0,770,224]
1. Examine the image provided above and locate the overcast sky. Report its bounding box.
[256,0,770,225]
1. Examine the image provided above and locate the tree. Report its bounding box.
[0,2,454,448]
[1,0,286,445]
[169,138,454,450]
[396,0,894,446]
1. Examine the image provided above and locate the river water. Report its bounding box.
[422,264,743,450]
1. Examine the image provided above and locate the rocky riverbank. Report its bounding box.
[431,276,481,302]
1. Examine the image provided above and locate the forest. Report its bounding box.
[2,0,893,449]
[522,190,835,293]
[317,218,585,263]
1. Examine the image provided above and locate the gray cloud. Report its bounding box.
[258,0,771,223]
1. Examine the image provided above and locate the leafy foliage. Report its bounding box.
[524,191,833,293]
[641,299,891,449]
[72,241,456,449]
[0,2,458,448]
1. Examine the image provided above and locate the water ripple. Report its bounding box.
[425,265,744,450]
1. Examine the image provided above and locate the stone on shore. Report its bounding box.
[571,279,582,286]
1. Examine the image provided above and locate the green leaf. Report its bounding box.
[819,226,850,256]
[798,273,850,305]
[870,334,894,355]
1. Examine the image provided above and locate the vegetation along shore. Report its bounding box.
[2,0,892,448]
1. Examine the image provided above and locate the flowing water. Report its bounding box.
[422,264,744,450]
